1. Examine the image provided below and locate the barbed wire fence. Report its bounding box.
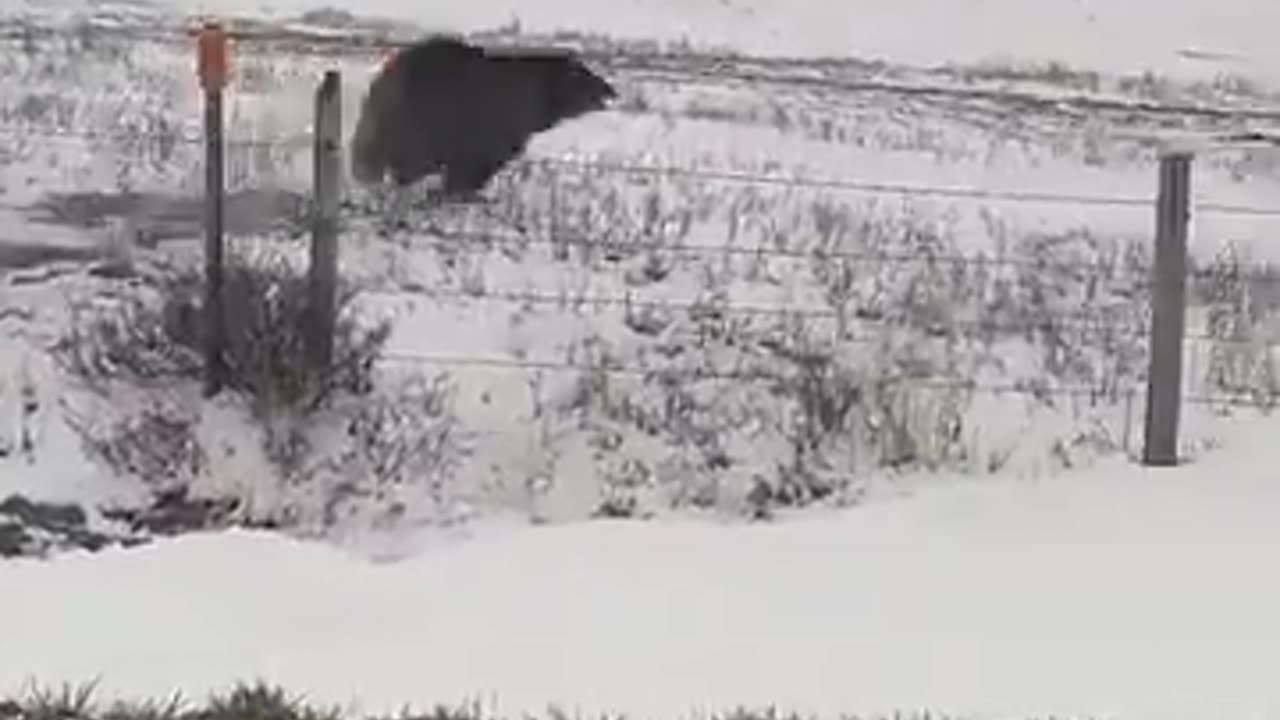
[6,18,1280,469]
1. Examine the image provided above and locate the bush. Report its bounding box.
[279,372,472,535]
[51,242,469,536]
[497,185,1150,518]
[55,248,390,418]
[1194,244,1280,411]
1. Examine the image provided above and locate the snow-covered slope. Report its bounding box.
[3,0,1280,549]
[17,0,1280,84]
[3,0,1280,716]
[5,415,1280,719]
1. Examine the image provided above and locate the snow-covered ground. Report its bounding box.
[3,0,1280,530]
[0,0,1276,507]
[14,0,1280,85]
[5,413,1280,720]
[3,0,1280,715]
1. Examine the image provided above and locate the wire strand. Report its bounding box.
[371,284,1151,337]
[4,122,1280,217]
[372,222,1158,283]
[378,350,1280,409]
[376,349,1118,394]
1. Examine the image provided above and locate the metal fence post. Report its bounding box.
[307,70,342,372]
[198,21,228,397]
[1142,151,1192,466]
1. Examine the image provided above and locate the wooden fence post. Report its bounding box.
[1142,151,1192,466]
[198,21,228,397]
[308,70,342,372]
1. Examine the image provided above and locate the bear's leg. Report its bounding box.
[440,153,511,201]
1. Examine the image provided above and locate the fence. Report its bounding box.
[6,18,1280,468]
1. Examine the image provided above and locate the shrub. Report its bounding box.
[282,372,472,534]
[50,241,471,536]
[55,243,392,463]
[500,187,1151,518]
[1195,244,1280,411]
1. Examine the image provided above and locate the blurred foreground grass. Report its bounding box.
[0,681,1106,720]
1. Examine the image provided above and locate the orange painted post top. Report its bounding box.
[196,21,229,90]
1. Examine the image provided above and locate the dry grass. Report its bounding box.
[51,246,392,418]
[45,242,466,533]
[1,681,1106,720]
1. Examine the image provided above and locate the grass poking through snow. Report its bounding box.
[1,681,1108,720]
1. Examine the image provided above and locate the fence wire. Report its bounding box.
[374,349,1280,411]
[373,284,1149,335]
[4,17,1280,418]
[365,280,1280,346]
[3,122,1280,218]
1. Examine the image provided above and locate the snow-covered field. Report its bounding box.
[5,415,1280,720]
[3,0,1280,715]
[18,0,1280,83]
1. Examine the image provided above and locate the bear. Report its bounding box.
[349,34,617,204]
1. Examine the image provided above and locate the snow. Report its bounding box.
[0,0,1274,508]
[4,0,1280,715]
[65,0,1280,87]
[5,415,1280,720]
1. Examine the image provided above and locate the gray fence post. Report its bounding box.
[307,70,342,372]
[198,21,228,398]
[1142,151,1192,466]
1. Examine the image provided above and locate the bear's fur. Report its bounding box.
[350,35,616,199]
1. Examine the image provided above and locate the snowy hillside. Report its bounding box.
[13,0,1280,83]
[3,0,1280,550]
[3,0,1280,716]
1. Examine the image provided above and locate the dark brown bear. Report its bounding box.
[350,34,616,200]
